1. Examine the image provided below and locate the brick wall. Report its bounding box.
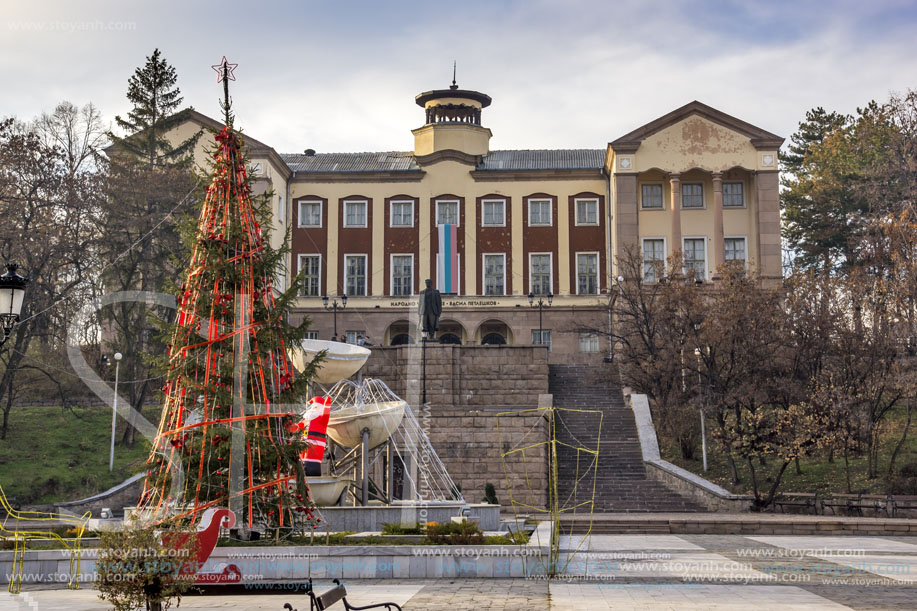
[362,345,550,510]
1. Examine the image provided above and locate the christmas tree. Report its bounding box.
[138,58,320,532]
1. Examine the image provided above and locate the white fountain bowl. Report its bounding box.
[327,400,406,449]
[306,476,351,506]
[288,339,371,385]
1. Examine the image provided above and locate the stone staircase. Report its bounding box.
[548,363,703,514]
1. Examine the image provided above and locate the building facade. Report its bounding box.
[165,83,783,362]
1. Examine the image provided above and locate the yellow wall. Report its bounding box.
[162,104,781,297]
[166,121,213,174]
[288,163,605,304]
[617,115,778,277]
[412,124,492,156]
[634,115,758,173]
[634,167,762,272]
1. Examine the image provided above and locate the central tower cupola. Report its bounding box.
[412,77,493,158]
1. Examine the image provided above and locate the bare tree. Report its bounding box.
[0,116,101,438]
[35,101,107,176]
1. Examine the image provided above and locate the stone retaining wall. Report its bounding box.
[362,345,550,510]
[54,474,146,518]
[629,393,754,512]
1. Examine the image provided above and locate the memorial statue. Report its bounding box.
[418,278,442,337]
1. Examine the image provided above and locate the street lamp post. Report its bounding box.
[528,291,553,347]
[693,346,708,472]
[0,264,29,348]
[322,294,348,338]
[109,352,122,472]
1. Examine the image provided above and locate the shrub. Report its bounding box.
[483,482,499,505]
[483,531,530,545]
[95,525,197,611]
[425,520,484,545]
[381,522,424,535]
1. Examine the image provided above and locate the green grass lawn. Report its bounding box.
[661,405,917,496]
[0,405,160,504]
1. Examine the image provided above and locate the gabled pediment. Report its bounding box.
[610,101,783,153]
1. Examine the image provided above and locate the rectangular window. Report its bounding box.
[642,238,665,283]
[724,237,747,264]
[528,199,552,226]
[278,196,285,223]
[532,329,552,351]
[391,254,414,296]
[344,330,365,344]
[483,254,506,296]
[304,331,318,340]
[579,332,599,353]
[575,198,599,225]
[481,199,505,227]
[682,183,704,208]
[343,200,367,227]
[435,200,459,225]
[298,254,321,297]
[723,182,744,207]
[530,253,553,295]
[683,238,706,279]
[576,253,599,294]
[390,200,414,227]
[298,200,322,227]
[641,184,663,209]
[344,254,367,296]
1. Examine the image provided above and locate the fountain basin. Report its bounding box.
[306,477,351,506]
[288,339,371,385]
[327,400,406,449]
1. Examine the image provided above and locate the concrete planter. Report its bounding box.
[0,536,549,585]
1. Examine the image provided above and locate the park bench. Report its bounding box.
[821,493,889,517]
[858,494,892,517]
[773,492,820,515]
[284,578,403,611]
[890,495,917,518]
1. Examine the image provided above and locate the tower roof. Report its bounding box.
[415,87,492,108]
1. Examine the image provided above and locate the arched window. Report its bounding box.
[390,333,414,346]
[481,333,506,345]
[439,333,461,345]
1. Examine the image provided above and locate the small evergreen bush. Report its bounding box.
[425,520,484,545]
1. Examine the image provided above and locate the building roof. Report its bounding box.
[281,148,606,174]
[282,152,421,173]
[415,87,492,108]
[476,149,605,171]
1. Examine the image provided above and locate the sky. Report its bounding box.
[3,0,917,154]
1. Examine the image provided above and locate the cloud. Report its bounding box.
[1,0,915,153]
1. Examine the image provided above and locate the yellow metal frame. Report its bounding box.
[496,406,602,577]
[0,482,90,593]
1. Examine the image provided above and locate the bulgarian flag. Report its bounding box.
[437,223,460,294]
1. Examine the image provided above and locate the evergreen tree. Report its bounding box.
[780,107,854,271]
[112,48,199,167]
[100,51,201,446]
[780,93,917,273]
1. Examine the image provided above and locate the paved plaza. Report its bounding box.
[3,532,916,610]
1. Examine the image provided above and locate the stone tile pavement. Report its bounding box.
[2,533,915,610]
